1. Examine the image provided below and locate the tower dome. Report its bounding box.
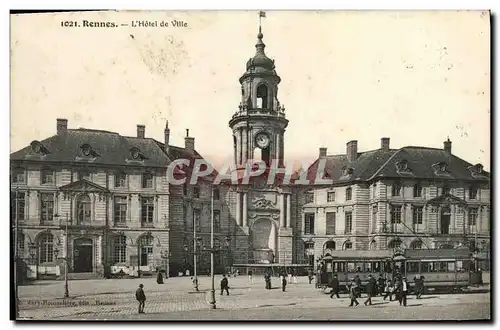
[245,28,275,71]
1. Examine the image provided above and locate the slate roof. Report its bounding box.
[304,146,489,185]
[10,128,207,170]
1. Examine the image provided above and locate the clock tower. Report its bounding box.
[229,25,288,168]
[228,19,294,267]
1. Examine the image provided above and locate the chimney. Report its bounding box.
[346,140,358,162]
[444,137,452,154]
[164,121,170,153]
[185,128,195,152]
[137,125,145,138]
[381,137,390,151]
[319,147,327,158]
[57,118,68,135]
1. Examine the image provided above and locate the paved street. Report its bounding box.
[18,275,491,321]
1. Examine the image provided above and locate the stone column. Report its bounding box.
[97,235,102,267]
[276,134,280,166]
[451,205,456,234]
[242,192,248,227]
[236,192,241,226]
[286,194,291,228]
[279,194,285,228]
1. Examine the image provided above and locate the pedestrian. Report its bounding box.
[355,275,362,298]
[282,275,287,292]
[135,283,146,314]
[248,269,253,284]
[329,274,340,299]
[377,274,386,297]
[383,278,394,301]
[287,268,292,284]
[369,273,377,296]
[220,274,230,295]
[348,279,359,307]
[399,277,409,306]
[156,270,164,284]
[364,275,374,306]
[292,269,298,284]
[265,272,272,290]
[308,269,314,284]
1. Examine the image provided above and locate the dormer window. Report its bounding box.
[342,166,354,177]
[432,161,450,176]
[129,147,148,161]
[79,144,99,158]
[41,168,54,184]
[78,170,91,181]
[30,140,49,155]
[395,159,411,173]
[468,163,486,178]
[142,172,154,189]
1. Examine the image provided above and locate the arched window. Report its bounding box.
[256,84,268,109]
[388,238,402,249]
[113,235,127,264]
[77,194,92,224]
[39,233,54,263]
[410,240,422,249]
[324,241,336,251]
[370,239,377,250]
[138,235,154,267]
[343,240,353,250]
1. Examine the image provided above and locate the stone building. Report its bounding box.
[10,119,218,278]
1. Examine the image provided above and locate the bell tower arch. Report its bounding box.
[229,25,288,168]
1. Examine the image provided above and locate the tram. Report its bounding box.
[317,247,477,292]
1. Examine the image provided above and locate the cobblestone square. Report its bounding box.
[18,275,491,320]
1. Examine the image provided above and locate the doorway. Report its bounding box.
[440,207,451,235]
[73,238,93,273]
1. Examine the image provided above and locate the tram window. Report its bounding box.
[447,262,455,272]
[385,262,393,273]
[372,262,381,272]
[462,260,471,272]
[438,262,448,272]
[347,262,356,272]
[407,262,419,273]
[336,262,346,273]
[456,260,463,272]
[421,262,431,273]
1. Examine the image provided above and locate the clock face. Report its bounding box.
[255,133,270,149]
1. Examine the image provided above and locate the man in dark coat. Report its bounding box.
[220,275,230,295]
[414,274,424,299]
[354,275,362,298]
[329,274,340,298]
[364,275,374,305]
[369,274,377,296]
[282,275,287,292]
[265,272,272,289]
[135,284,146,314]
[399,277,409,306]
[377,274,386,296]
[156,271,164,284]
[348,279,359,307]
[308,269,314,284]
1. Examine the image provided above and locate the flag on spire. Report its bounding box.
[259,11,266,18]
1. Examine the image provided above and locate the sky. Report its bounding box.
[10,10,490,170]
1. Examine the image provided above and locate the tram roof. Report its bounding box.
[321,251,393,260]
[404,248,471,259]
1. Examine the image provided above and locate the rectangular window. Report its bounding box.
[213,188,220,200]
[468,208,478,226]
[115,173,127,188]
[113,196,128,224]
[304,213,315,235]
[390,206,402,224]
[183,183,188,196]
[142,173,154,189]
[305,192,314,204]
[40,193,54,223]
[345,188,352,201]
[413,206,423,225]
[193,186,200,199]
[214,210,221,232]
[392,183,402,197]
[78,171,91,181]
[469,187,478,200]
[41,169,54,184]
[114,236,127,264]
[193,208,201,231]
[326,212,336,235]
[12,169,25,183]
[407,262,419,273]
[141,197,154,225]
[345,211,352,234]
[39,236,54,263]
[11,192,26,221]
[413,184,422,198]
[442,186,451,195]
[327,191,335,202]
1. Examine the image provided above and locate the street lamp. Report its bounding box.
[160,250,171,278]
[54,212,70,298]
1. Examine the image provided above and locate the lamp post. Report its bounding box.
[54,212,70,298]
[13,185,20,319]
[208,185,216,310]
[160,250,171,278]
[193,213,200,292]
